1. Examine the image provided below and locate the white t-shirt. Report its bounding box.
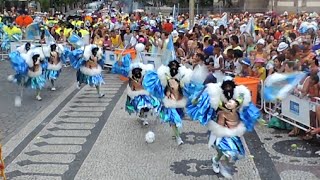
[213,54,223,68]
[129,36,138,47]
[234,58,242,75]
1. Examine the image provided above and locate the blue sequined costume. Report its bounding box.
[142,65,194,128]
[8,50,46,90]
[45,45,70,80]
[111,54,131,77]
[68,45,105,86]
[187,82,261,161]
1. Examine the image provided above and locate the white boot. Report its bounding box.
[36,95,42,101]
[212,157,220,173]
[176,137,184,145]
[219,162,232,179]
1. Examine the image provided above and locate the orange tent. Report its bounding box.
[15,15,33,27]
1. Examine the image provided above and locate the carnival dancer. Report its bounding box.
[125,63,161,126]
[187,76,260,178]
[69,44,105,97]
[44,43,67,91]
[8,47,47,104]
[142,60,193,145]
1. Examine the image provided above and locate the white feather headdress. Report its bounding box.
[129,63,154,78]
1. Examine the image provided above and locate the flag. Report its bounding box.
[263,72,307,102]
[243,17,255,39]
[25,22,40,40]
[217,13,228,28]
[166,35,176,62]
[44,28,55,44]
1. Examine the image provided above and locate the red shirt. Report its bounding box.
[163,23,173,33]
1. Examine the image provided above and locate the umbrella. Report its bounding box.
[15,15,33,27]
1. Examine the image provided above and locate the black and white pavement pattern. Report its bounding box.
[0,61,319,179]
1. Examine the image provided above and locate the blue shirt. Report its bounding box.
[204,45,214,56]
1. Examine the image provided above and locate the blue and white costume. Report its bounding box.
[142,60,193,145]
[125,63,161,126]
[186,76,260,178]
[42,43,69,91]
[9,46,47,101]
[111,54,132,77]
[69,44,105,97]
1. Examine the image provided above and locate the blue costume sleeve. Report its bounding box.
[97,53,106,67]
[8,51,28,75]
[111,54,131,77]
[41,58,48,70]
[142,71,165,99]
[60,47,71,64]
[68,49,85,69]
[183,81,204,98]
[239,102,261,132]
[186,91,216,126]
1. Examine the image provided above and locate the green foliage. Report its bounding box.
[36,0,50,11]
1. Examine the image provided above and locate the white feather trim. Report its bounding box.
[28,67,42,77]
[47,62,62,71]
[162,97,187,108]
[41,45,51,58]
[17,45,27,54]
[96,47,103,60]
[80,65,102,76]
[208,120,246,138]
[157,65,170,87]
[233,85,251,107]
[191,64,209,84]
[129,63,154,78]
[179,65,193,86]
[126,85,150,98]
[32,47,46,60]
[17,44,35,54]
[206,83,223,110]
[83,44,95,61]
[57,44,65,54]
[22,53,33,67]
[140,63,154,76]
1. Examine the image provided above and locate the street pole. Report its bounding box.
[189,0,194,29]
[196,2,199,16]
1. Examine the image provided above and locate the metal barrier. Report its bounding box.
[103,49,163,70]
[263,93,320,132]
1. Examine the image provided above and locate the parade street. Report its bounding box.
[0,60,319,180]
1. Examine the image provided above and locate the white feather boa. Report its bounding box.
[191,64,209,84]
[206,83,223,110]
[157,65,170,87]
[162,97,187,108]
[179,65,193,87]
[126,85,150,98]
[233,85,251,107]
[80,65,102,76]
[17,44,35,54]
[41,45,51,58]
[83,44,103,61]
[129,63,154,78]
[47,62,62,71]
[208,120,246,138]
[28,67,42,77]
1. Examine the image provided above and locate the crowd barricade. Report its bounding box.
[263,93,320,131]
[103,49,163,70]
[0,37,9,61]
[141,52,162,70]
